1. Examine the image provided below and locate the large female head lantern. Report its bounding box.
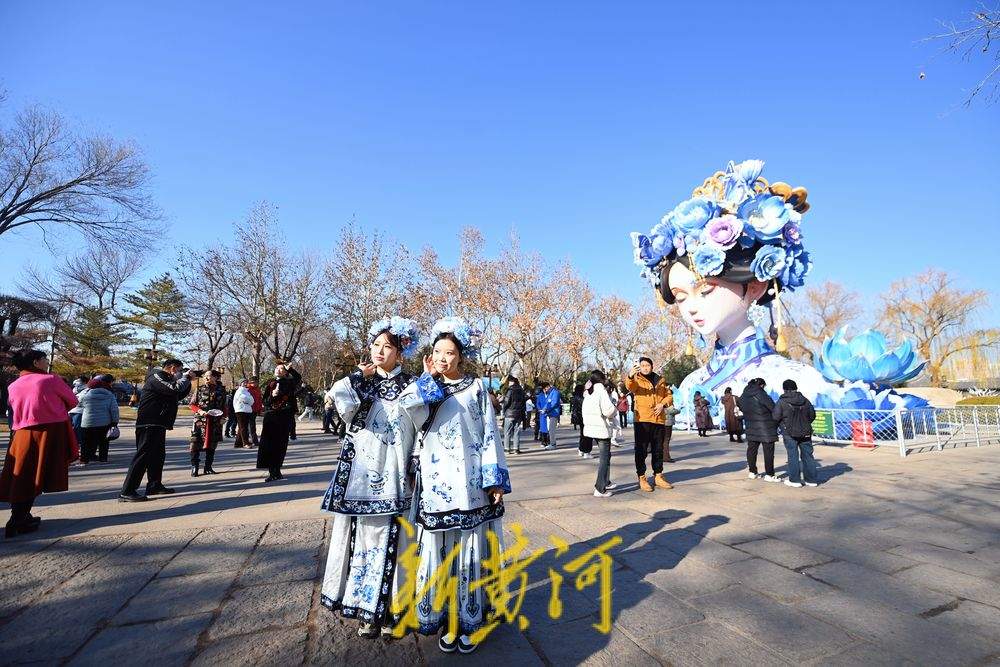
[631,160,832,423]
[631,160,926,425]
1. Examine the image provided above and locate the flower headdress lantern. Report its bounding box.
[631,159,813,352]
[431,316,482,362]
[368,316,421,358]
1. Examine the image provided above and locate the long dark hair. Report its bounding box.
[587,369,608,394]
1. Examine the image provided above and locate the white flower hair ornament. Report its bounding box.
[368,316,421,358]
[431,316,482,362]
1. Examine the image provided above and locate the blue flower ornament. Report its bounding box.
[368,316,421,358]
[431,316,483,362]
[629,159,812,294]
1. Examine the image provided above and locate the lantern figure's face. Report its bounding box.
[667,261,760,341]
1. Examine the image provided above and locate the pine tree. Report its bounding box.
[121,274,189,366]
[57,306,132,376]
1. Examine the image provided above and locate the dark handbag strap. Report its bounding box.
[407,393,448,526]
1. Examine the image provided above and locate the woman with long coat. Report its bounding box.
[720,387,744,443]
[1,350,78,538]
[693,391,713,437]
[256,363,301,482]
[582,371,618,496]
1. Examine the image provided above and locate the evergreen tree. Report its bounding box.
[660,355,701,387]
[57,306,132,376]
[121,274,189,366]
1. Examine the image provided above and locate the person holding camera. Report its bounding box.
[119,359,197,502]
[625,356,673,493]
[256,361,301,482]
[190,369,226,476]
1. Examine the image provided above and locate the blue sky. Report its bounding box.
[2,1,998,325]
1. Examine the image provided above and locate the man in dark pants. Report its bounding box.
[189,369,226,476]
[625,357,673,492]
[246,379,263,446]
[119,359,197,502]
[223,387,237,439]
[737,378,781,483]
[501,376,526,454]
[773,379,819,488]
[532,380,542,441]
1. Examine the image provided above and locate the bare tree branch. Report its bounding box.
[923,5,1000,105]
[0,105,161,248]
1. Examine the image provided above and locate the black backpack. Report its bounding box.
[784,402,814,438]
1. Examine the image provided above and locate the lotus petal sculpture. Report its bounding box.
[815,327,925,386]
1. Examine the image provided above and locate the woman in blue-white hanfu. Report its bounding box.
[397,316,511,655]
[320,317,420,638]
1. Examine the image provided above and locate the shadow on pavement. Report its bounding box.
[513,510,729,665]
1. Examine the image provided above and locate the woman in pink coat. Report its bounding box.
[1,350,79,538]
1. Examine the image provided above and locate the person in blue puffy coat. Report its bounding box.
[78,374,120,463]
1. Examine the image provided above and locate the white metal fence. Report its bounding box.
[812,405,1000,457]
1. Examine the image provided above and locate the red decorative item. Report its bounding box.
[851,420,875,448]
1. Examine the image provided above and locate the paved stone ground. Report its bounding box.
[2,418,999,666]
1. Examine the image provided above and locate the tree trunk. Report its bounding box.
[252,339,263,383]
[47,322,59,372]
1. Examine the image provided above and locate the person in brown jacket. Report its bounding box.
[721,387,744,443]
[625,357,673,492]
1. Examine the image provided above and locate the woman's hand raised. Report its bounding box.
[423,354,439,378]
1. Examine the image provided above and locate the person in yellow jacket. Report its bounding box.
[625,357,674,492]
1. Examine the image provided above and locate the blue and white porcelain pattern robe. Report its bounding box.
[320,366,415,624]
[321,367,414,515]
[397,373,512,635]
[399,374,512,531]
[677,332,834,429]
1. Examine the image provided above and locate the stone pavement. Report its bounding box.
[1,419,999,666]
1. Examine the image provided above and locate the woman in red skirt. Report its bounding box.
[1,350,79,538]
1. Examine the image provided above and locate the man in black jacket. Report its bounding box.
[119,359,197,501]
[736,378,781,483]
[501,376,526,455]
[773,379,819,488]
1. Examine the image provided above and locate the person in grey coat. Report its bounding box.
[78,374,120,463]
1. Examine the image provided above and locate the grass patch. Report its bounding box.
[956,396,1000,406]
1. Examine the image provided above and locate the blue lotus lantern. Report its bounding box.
[816,327,925,386]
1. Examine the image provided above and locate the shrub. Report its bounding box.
[956,396,1000,406]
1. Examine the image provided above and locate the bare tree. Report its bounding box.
[184,202,323,379]
[324,222,413,360]
[180,283,235,371]
[0,105,159,247]
[925,6,1000,105]
[16,240,145,368]
[589,296,661,378]
[21,241,145,312]
[784,280,864,363]
[880,268,1000,385]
